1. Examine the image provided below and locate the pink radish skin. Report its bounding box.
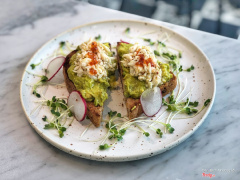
[140,87,162,117]
[120,40,129,44]
[67,91,87,122]
[46,56,66,81]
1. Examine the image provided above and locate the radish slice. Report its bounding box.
[46,56,65,82]
[68,91,87,121]
[140,87,162,117]
[120,40,129,44]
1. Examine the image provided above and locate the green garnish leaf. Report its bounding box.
[162,98,168,105]
[119,129,126,136]
[167,105,177,111]
[185,107,191,115]
[189,101,199,107]
[149,41,155,46]
[108,135,114,140]
[116,135,123,141]
[99,143,110,150]
[68,111,73,117]
[204,99,211,106]
[30,64,36,69]
[108,110,117,118]
[52,96,56,102]
[51,109,55,115]
[154,50,160,56]
[186,65,194,72]
[125,27,130,34]
[144,38,155,45]
[60,41,65,48]
[40,76,48,83]
[110,128,118,134]
[36,93,41,98]
[192,109,198,113]
[163,52,177,60]
[60,103,67,110]
[54,111,61,117]
[185,107,198,115]
[156,128,163,138]
[95,34,101,41]
[166,124,175,133]
[117,113,121,117]
[143,38,151,42]
[169,94,176,104]
[178,52,182,58]
[44,123,55,129]
[169,61,177,71]
[106,122,115,129]
[58,130,64,138]
[42,116,47,121]
[143,132,150,137]
[158,41,166,47]
[59,126,66,132]
[179,65,183,72]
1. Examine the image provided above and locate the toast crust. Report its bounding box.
[117,42,177,119]
[63,50,103,127]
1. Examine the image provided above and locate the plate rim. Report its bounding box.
[20,19,216,162]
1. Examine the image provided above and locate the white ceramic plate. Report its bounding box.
[20,20,216,162]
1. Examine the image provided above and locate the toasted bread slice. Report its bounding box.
[63,50,103,127]
[117,42,177,119]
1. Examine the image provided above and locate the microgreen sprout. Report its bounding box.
[60,41,65,48]
[162,52,177,60]
[179,65,195,73]
[186,65,194,72]
[154,50,160,56]
[31,75,48,98]
[108,110,117,118]
[143,38,155,46]
[30,61,42,69]
[143,132,150,137]
[36,96,73,138]
[157,41,166,47]
[99,143,111,150]
[174,99,211,120]
[125,27,130,34]
[169,92,176,104]
[204,99,211,106]
[42,116,47,121]
[95,34,101,41]
[156,128,163,138]
[91,97,210,151]
[163,94,199,116]
[178,52,182,58]
[179,65,183,72]
[189,101,199,107]
[165,124,175,133]
[117,113,122,117]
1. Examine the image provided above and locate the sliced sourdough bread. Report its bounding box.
[117,42,177,119]
[63,50,103,127]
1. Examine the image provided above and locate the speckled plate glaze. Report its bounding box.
[20,20,216,162]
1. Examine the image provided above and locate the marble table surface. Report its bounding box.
[1,1,240,179]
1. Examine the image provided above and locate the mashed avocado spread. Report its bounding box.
[117,43,173,98]
[67,43,115,106]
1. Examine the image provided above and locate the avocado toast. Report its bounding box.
[63,39,116,127]
[117,42,177,119]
